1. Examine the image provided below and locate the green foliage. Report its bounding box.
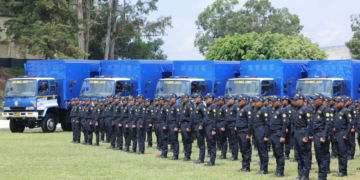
[345,14,360,59]
[195,0,303,55]
[115,38,167,60]
[205,32,326,60]
[0,67,25,77]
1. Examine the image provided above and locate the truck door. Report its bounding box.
[261,80,275,96]
[38,80,50,96]
[333,80,343,97]
[191,81,205,95]
[115,81,126,96]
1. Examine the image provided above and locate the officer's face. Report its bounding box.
[346,100,352,106]
[282,100,288,105]
[94,101,98,105]
[87,101,91,105]
[329,100,335,105]
[154,101,158,106]
[182,97,189,103]
[264,101,268,106]
[71,101,75,105]
[219,100,224,105]
[272,101,280,107]
[194,97,201,103]
[205,98,213,104]
[336,101,344,109]
[313,98,322,107]
[145,102,150,106]
[115,98,120,103]
[76,100,79,104]
[170,97,176,104]
[238,100,245,106]
[109,97,113,102]
[294,99,303,107]
[129,100,134,105]
[355,103,359,106]
[99,102,103,106]
[137,98,143,103]
[135,102,139,106]
[82,101,86,105]
[323,101,329,107]
[250,102,255,107]
[159,100,164,105]
[104,102,108,106]
[255,101,262,108]
[228,99,234,105]
[122,100,127,105]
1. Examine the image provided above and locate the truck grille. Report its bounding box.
[10,107,26,111]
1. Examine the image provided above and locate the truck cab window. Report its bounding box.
[38,81,49,94]
[115,81,125,95]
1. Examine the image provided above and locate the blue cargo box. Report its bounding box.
[25,60,100,109]
[100,60,173,100]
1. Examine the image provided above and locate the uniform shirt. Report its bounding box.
[218,104,228,122]
[153,105,160,124]
[106,101,115,118]
[70,104,79,119]
[78,104,85,119]
[180,101,193,125]
[158,104,167,123]
[283,104,293,130]
[92,104,102,122]
[193,102,206,126]
[101,105,107,119]
[205,103,217,131]
[136,102,146,126]
[120,104,129,124]
[253,105,270,137]
[226,103,237,123]
[235,105,252,135]
[334,106,352,138]
[312,104,333,138]
[269,105,287,138]
[128,104,136,123]
[167,103,180,128]
[293,104,312,138]
[85,104,92,119]
[346,104,357,128]
[114,102,122,120]
[144,105,152,123]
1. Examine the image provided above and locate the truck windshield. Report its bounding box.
[4,79,36,97]
[295,80,332,97]
[155,80,190,97]
[225,80,260,97]
[80,80,114,97]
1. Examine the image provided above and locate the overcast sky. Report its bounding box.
[147,0,360,60]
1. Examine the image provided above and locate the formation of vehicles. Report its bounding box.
[1,59,359,133]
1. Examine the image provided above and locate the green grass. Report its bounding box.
[0,129,360,180]
[0,67,25,77]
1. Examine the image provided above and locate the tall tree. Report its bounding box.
[84,0,91,58]
[104,0,113,60]
[77,0,85,59]
[109,0,119,60]
[195,0,303,55]
[345,14,360,59]
[205,32,326,60]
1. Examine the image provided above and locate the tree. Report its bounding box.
[1,0,88,59]
[115,38,167,60]
[345,14,360,59]
[205,32,326,60]
[78,0,85,59]
[195,0,303,55]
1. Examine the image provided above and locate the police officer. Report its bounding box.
[291,94,312,180]
[121,98,130,152]
[226,95,238,161]
[281,95,292,160]
[166,93,180,160]
[344,97,356,160]
[332,97,352,177]
[90,99,101,146]
[235,95,252,172]
[106,95,116,148]
[203,93,217,166]
[80,99,88,145]
[135,94,146,154]
[145,98,153,148]
[310,93,332,180]
[355,99,360,157]
[304,97,314,169]
[193,93,206,164]
[70,98,77,143]
[140,98,152,154]
[153,97,162,151]
[268,95,287,177]
[85,98,93,145]
[252,95,269,175]
[127,97,137,153]
[100,100,108,143]
[157,96,168,158]
[73,98,81,144]
[179,93,193,161]
[329,97,338,159]
[216,96,228,159]
[113,96,123,150]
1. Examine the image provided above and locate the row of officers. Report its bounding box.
[69,93,360,180]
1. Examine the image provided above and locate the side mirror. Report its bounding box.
[284,89,288,93]
[126,82,132,91]
[358,88,360,93]
[70,82,73,87]
[288,81,292,85]
[70,87,73,93]
[358,82,360,88]
[145,88,148,93]
[214,82,220,93]
[201,83,206,92]
[56,82,58,87]
[284,82,287,88]
[269,82,274,89]
[73,81,76,85]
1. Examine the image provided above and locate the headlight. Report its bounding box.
[26,106,35,110]
[3,107,10,110]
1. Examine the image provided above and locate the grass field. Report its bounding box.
[0,128,360,180]
[0,67,25,77]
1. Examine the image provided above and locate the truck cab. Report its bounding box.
[2,76,60,133]
[225,76,275,98]
[154,76,206,98]
[79,76,133,99]
[295,77,345,98]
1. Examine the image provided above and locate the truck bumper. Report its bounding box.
[2,112,39,120]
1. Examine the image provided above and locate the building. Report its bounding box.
[319,45,352,60]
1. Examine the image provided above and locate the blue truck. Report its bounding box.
[79,60,173,101]
[2,60,100,133]
[154,61,240,100]
[295,60,360,100]
[224,60,308,98]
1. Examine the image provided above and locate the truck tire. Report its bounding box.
[41,114,57,133]
[61,122,72,131]
[9,120,25,133]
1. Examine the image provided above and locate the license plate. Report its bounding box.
[14,113,20,116]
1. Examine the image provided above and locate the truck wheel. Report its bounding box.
[61,122,72,131]
[41,114,57,133]
[9,120,25,133]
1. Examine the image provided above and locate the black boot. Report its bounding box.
[182,156,191,161]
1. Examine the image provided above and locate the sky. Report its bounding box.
[147,0,360,60]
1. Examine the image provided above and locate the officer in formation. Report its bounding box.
[69,93,360,178]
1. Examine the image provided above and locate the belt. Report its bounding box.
[205,124,213,127]
[195,122,202,125]
[254,125,264,128]
[160,121,167,124]
[181,122,189,124]
[295,127,306,130]
[335,129,346,133]
[236,127,248,130]
[217,120,225,123]
[314,128,324,134]
[228,121,235,124]
[270,130,281,133]
[168,121,176,124]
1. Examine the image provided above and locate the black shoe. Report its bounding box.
[285,155,290,160]
[113,147,120,150]
[194,160,204,164]
[169,149,174,152]
[269,155,275,158]
[227,157,238,161]
[292,176,303,180]
[312,161,318,164]
[122,148,129,152]
[157,155,167,158]
[136,151,144,154]
[204,162,215,166]
[357,167,360,170]
[92,143,99,146]
[333,172,347,177]
[253,153,259,157]
[290,159,297,162]
[168,156,178,160]
[270,173,284,177]
[216,147,221,151]
[74,141,80,144]
[327,170,331,174]
[330,155,337,159]
[254,162,261,166]
[104,140,110,143]
[106,146,115,149]
[255,170,268,175]
[129,150,136,153]
[157,148,162,151]
[182,156,191,161]
[85,143,92,146]
[347,156,354,160]
[217,155,226,160]
[315,170,319,173]
[81,142,87,145]
[236,168,250,172]
[146,145,152,148]
[205,154,210,158]
[301,177,309,180]
[181,150,185,153]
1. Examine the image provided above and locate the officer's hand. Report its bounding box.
[112,122,115,126]
[280,137,285,143]
[221,127,225,132]
[186,128,191,132]
[328,136,330,140]
[246,135,251,140]
[263,137,269,142]
[126,124,129,128]
[343,136,348,140]
[89,122,93,125]
[73,120,75,123]
[95,123,98,127]
[234,127,237,131]
[174,127,178,132]
[286,129,288,133]
[199,126,203,130]
[309,136,313,140]
[149,124,152,127]
[320,137,325,143]
[351,128,355,133]
[302,138,308,143]
[132,125,136,128]
[358,133,359,138]
[76,121,79,124]
[163,126,167,130]
[212,131,216,136]
[140,125,143,128]
[119,124,122,127]
[333,128,336,132]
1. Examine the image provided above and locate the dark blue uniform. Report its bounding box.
[85,104,93,145]
[217,104,228,158]
[330,104,338,158]
[204,102,217,165]
[158,104,168,157]
[346,104,356,159]
[145,105,154,148]
[90,104,102,145]
[180,101,194,159]
[253,105,269,173]
[121,104,130,151]
[283,104,293,158]
[167,102,180,159]
[136,102,146,153]
[235,103,252,171]
[106,101,116,147]
[153,104,161,150]
[128,104,137,152]
[79,103,87,144]
[114,102,123,149]
[194,102,206,163]
[70,103,80,143]
[355,105,360,155]
[227,103,238,160]
[100,104,106,142]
